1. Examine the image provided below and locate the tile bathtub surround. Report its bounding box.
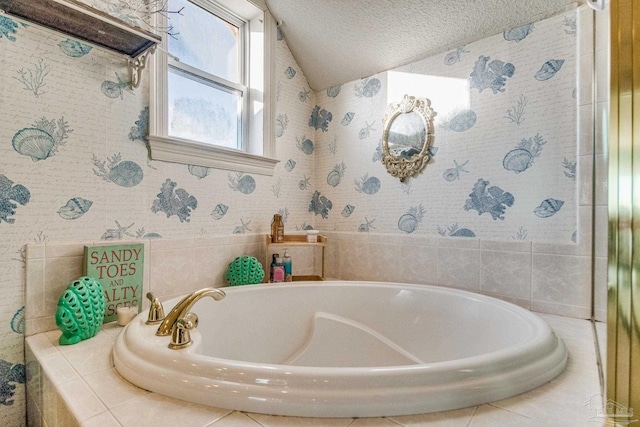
[25,234,323,336]
[25,314,604,427]
[324,229,593,318]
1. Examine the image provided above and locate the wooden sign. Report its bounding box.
[83,243,144,323]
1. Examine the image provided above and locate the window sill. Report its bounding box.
[149,134,279,176]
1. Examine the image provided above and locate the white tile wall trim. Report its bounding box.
[25,314,604,427]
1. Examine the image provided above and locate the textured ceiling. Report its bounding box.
[265,0,581,91]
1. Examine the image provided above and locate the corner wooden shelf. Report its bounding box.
[265,234,326,281]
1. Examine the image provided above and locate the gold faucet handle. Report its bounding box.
[169,313,198,350]
[145,292,165,325]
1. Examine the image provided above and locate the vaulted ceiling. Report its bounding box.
[265,0,582,91]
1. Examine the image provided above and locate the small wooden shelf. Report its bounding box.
[265,234,326,282]
[266,234,327,247]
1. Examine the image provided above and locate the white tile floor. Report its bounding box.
[26,314,606,427]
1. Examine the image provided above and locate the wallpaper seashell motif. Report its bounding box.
[309,190,332,219]
[284,66,296,79]
[327,162,346,187]
[534,59,565,81]
[152,179,197,223]
[341,112,355,126]
[299,175,311,190]
[57,197,93,220]
[464,179,514,220]
[358,217,376,232]
[10,307,24,334]
[284,159,296,172]
[0,174,31,224]
[136,228,162,239]
[533,198,564,218]
[355,174,381,195]
[13,116,72,161]
[108,161,143,187]
[444,46,469,65]
[503,149,533,174]
[102,221,135,240]
[448,109,477,132]
[502,134,547,174]
[211,204,229,220]
[562,158,577,180]
[309,105,333,132]
[470,55,515,93]
[355,77,382,98]
[101,72,132,99]
[451,227,476,238]
[188,165,210,179]
[503,23,534,42]
[443,160,469,181]
[341,204,355,218]
[326,84,341,98]
[358,121,375,139]
[12,128,55,161]
[58,39,92,57]
[296,135,314,155]
[398,205,425,234]
[437,223,476,238]
[92,153,144,187]
[298,88,311,102]
[228,173,256,194]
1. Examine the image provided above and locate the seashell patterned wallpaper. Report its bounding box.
[312,11,578,242]
[0,3,579,424]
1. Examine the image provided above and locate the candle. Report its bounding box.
[117,306,138,326]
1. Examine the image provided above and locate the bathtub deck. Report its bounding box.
[26,314,605,427]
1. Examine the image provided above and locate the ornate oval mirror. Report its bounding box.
[381,95,436,182]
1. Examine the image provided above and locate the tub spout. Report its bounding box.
[155,287,226,337]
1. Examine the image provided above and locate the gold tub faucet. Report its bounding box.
[155,288,226,344]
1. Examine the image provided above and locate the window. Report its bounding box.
[149,0,278,175]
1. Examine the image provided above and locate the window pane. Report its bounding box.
[168,0,240,83]
[168,69,241,149]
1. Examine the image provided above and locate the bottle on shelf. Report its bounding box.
[272,256,285,283]
[269,253,279,282]
[271,214,284,243]
[283,249,292,282]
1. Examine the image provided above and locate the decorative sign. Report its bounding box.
[83,243,143,323]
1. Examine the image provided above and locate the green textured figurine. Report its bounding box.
[226,256,265,286]
[55,276,106,345]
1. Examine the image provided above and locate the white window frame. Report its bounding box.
[148,0,278,175]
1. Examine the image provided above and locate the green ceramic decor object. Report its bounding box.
[55,276,106,345]
[226,256,265,286]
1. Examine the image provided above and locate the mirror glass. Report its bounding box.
[387,111,427,159]
[381,95,436,182]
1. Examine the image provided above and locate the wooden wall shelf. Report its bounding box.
[265,234,326,282]
[0,0,160,57]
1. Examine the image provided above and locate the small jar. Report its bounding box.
[306,230,320,243]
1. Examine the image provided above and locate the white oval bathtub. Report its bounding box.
[113,281,567,418]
